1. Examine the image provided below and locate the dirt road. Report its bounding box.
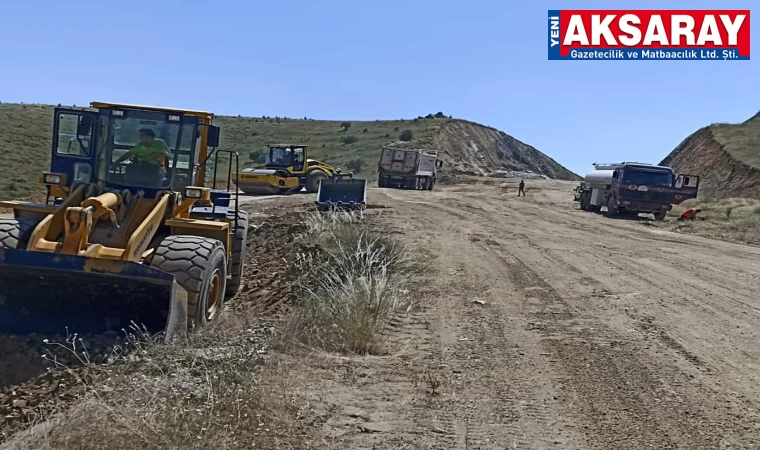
[314,179,760,449]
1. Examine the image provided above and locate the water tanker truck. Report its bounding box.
[575,162,700,221]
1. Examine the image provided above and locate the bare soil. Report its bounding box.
[283,179,760,449]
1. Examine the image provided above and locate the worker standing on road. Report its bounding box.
[518,179,526,196]
[678,208,702,221]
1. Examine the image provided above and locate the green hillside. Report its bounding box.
[0,103,449,200]
[710,112,760,169]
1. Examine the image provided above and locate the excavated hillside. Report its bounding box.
[661,112,760,200]
[433,120,580,180]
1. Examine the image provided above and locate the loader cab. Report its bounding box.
[265,145,307,173]
[48,104,220,200]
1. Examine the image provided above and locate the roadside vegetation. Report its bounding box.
[0,207,416,449]
[279,209,414,355]
[653,197,760,246]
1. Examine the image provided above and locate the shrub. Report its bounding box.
[341,135,358,145]
[399,129,413,141]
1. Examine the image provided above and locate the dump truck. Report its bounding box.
[576,162,699,220]
[377,144,443,190]
[0,102,248,339]
[232,144,337,195]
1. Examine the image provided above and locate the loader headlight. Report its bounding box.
[184,188,203,199]
[44,174,62,185]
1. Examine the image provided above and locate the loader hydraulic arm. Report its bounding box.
[61,192,122,255]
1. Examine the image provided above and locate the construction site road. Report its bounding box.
[325,179,760,449]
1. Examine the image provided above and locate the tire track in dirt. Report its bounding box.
[377,185,760,449]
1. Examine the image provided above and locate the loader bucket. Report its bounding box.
[315,175,367,211]
[0,248,188,340]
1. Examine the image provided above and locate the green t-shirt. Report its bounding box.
[129,140,170,165]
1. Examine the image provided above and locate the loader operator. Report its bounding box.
[111,129,170,185]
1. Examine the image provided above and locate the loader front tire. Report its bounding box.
[151,236,228,329]
[0,218,38,249]
[225,210,249,298]
[306,170,328,193]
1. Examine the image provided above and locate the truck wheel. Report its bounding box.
[580,193,588,210]
[377,177,385,188]
[605,196,619,217]
[225,210,249,298]
[427,178,435,190]
[305,170,328,193]
[151,236,228,329]
[653,210,667,221]
[0,218,38,250]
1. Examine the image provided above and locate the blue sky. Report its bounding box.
[0,0,756,175]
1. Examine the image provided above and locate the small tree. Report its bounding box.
[399,129,413,141]
[340,122,351,131]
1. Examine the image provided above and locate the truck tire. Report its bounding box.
[580,192,588,210]
[427,177,435,190]
[377,176,385,188]
[606,196,619,217]
[653,210,667,221]
[305,170,328,193]
[0,218,38,250]
[225,210,249,298]
[151,235,228,329]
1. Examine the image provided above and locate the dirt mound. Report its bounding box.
[432,120,580,181]
[660,112,760,200]
[233,206,313,315]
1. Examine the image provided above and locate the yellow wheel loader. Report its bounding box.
[232,144,337,195]
[0,102,249,340]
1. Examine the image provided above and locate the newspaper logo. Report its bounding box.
[548,10,750,60]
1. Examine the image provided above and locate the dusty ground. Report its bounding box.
[2,179,760,449]
[285,179,760,449]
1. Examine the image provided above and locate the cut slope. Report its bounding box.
[0,103,577,200]
[433,120,580,180]
[660,112,760,200]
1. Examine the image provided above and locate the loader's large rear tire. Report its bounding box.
[225,210,249,298]
[151,236,227,329]
[306,170,328,193]
[0,218,38,249]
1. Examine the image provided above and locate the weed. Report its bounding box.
[279,209,413,355]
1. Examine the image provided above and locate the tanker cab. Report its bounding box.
[673,174,700,203]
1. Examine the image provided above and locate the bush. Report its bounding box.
[248,150,266,164]
[345,157,364,173]
[281,210,412,355]
[341,135,358,145]
[340,122,351,131]
[399,129,413,141]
